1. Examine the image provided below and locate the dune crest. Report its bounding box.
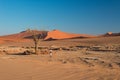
[44,29,95,40]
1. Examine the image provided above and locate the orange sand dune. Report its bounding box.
[0,29,95,43]
[0,30,47,39]
[0,30,47,44]
[44,30,95,40]
[1,29,119,43]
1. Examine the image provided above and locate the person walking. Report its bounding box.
[49,50,53,58]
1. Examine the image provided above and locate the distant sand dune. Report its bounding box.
[44,30,95,40]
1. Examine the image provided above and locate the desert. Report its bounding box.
[1,0,120,80]
[0,30,120,80]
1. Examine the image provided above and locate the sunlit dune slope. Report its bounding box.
[44,30,95,40]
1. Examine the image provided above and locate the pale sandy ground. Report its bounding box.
[0,50,120,80]
[0,36,120,80]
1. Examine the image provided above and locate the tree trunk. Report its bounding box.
[35,42,38,55]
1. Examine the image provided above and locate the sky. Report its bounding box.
[0,0,120,35]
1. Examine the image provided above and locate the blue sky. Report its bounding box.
[0,0,120,35]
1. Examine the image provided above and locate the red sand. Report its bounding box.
[45,30,95,40]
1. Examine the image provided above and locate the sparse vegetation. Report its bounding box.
[30,29,44,55]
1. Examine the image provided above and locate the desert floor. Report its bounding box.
[0,50,120,80]
[0,36,120,80]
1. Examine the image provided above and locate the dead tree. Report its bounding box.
[31,30,43,55]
